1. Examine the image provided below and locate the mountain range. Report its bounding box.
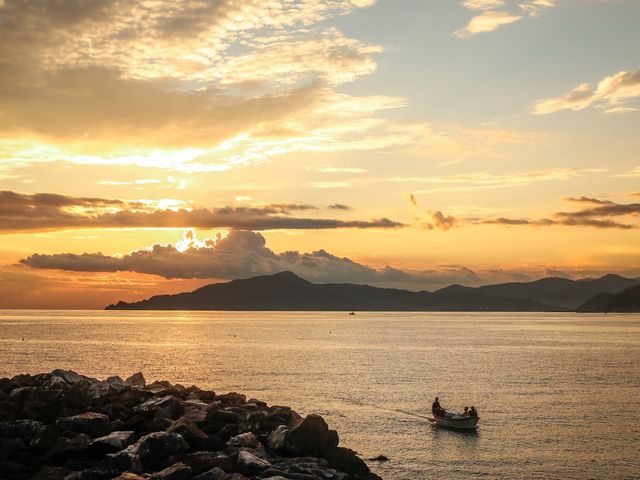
[576,283,640,313]
[106,271,639,312]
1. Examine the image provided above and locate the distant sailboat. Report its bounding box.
[349,301,356,315]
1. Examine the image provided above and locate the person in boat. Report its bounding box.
[469,406,478,418]
[432,397,445,416]
[462,406,469,417]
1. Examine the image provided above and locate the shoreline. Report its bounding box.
[0,370,382,480]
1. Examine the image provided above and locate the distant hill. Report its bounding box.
[576,283,640,312]
[106,271,552,311]
[435,274,637,310]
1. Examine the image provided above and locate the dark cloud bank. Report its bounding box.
[0,191,402,232]
[20,230,480,289]
[439,196,640,231]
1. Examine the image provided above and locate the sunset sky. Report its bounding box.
[0,0,639,308]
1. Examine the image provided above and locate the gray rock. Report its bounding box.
[267,425,289,451]
[64,467,119,480]
[137,431,190,470]
[107,442,142,473]
[112,473,146,480]
[0,418,46,440]
[106,376,124,386]
[282,415,329,456]
[226,432,261,449]
[49,370,85,384]
[124,373,146,388]
[42,433,91,464]
[149,462,192,480]
[175,451,234,475]
[135,395,183,419]
[181,400,209,423]
[206,408,240,424]
[215,392,246,406]
[88,431,135,455]
[56,412,111,437]
[192,467,227,480]
[236,451,271,475]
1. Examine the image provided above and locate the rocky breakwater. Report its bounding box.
[0,370,382,480]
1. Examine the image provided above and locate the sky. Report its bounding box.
[0,0,639,308]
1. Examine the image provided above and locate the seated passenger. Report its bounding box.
[462,406,469,417]
[432,397,445,416]
[469,406,478,418]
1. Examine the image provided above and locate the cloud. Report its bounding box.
[328,204,351,211]
[424,211,459,231]
[455,10,522,38]
[389,167,606,194]
[407,195,639,231]
[479,217,634,229]
[462,0,506,10]
[533,69,640,114]
[477,197,640,230]
[455,0,553,38]
[316,167,368,173]
[16,229,640,293]
[311,181,351,189]
[20,229,480,289]
[0,191,403,232]
[615,166,640,178]
[0,0,417,174]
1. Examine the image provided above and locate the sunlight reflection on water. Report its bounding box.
[1,311,639,479]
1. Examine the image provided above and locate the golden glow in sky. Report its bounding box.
[0,0,639,307]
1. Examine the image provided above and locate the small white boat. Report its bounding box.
[433,412,479,429]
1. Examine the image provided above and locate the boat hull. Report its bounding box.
[433,414,479,429]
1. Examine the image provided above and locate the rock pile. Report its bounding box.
[0,370,382,480]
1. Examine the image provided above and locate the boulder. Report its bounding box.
[42,433,91,465]
[124,373,146,388]
[112,473,146,480]
[215,393,246,406]
[88,431,135,456]
[107,442,142,473]
[137,431,190,470]
[181,400,209,423]
[206,408,240,424]
[57,412,111,437]
[0,418,46,440]
[323,447,380,480]
[149,462,192,480]
[135,395,183,420]
[64,467,120,480]
[270,457,348,480]
[258,470,321,480]
[0,400,19,421]
[31,465,70,479]
[145,381,176,397]
[267,425,289,451]
[31,424,61,452]
[167,417,210,450]
[192,467,227,480]
[226,432,262,450]
[236,451,271,476]
[49,370,85,385]
[169,452,234,475]
[281,415,329,456]
[0,437,25,460]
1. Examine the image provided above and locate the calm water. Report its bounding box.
[1,311,639,479]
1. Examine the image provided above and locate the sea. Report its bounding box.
[1,310,639,480]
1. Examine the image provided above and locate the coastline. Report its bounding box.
[0,370,382,480]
